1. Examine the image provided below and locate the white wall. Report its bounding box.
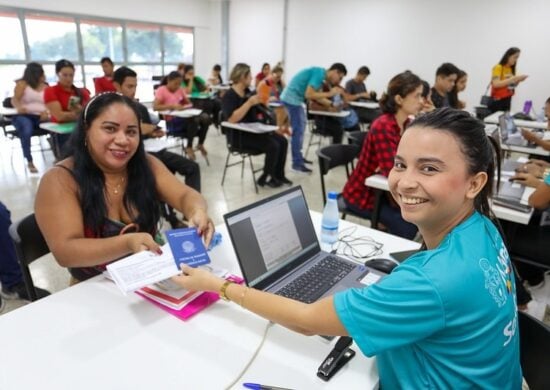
[230,0,550,113]
[0,0,222,78]
[228,0,285,80]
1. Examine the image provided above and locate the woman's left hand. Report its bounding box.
[171,264,223,292]
[188,208,215,248]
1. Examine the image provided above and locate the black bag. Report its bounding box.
[480,83,493,107]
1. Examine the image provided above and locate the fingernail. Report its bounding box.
[157,248,163,255]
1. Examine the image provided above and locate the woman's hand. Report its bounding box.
[172,264,224,292]
[516,162,544,178]
[188,208,215,248]
[125,232,162,254]
[508,172,542,188]
[521,129,539,143]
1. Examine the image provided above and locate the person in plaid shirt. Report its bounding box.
[342,71,423,239]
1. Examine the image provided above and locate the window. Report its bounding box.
[80,19,123,63]
[127,23,161,63]
[0,65,25,100]
[0,11,25,60]
[0,7,194,102]
[164,26,194,64]
[25,13,78,61]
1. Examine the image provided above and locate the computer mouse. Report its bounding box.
[364,258,399,274]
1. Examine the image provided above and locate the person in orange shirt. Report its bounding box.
[489,47,528,113]
[257,65,290,136]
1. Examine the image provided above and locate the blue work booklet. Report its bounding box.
[165,227,211,268]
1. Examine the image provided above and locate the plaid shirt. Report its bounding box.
[343,113,404,211]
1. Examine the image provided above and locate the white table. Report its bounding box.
[159,108,203,118]
[143,137,181,153]
[484,110,548,130]
[210,84,230,92]
[309,109,350,118]
[0,211,423,389]
[365,174,534,225]
[221,121,278,134]
[349,101,379,110]
[485,124,550,157]
[0,107,18,116]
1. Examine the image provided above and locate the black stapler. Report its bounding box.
[317,336,356,381]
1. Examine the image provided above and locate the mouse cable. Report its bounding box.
[224,320,274,390]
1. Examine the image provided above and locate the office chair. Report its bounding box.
[317,144,363,221]
[346,130,367,149]
[518,310,550,390]
[8,213,52,302]
[305,110,343,160]
[220,122,265,194]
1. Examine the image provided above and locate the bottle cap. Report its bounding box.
[328,191,338,200]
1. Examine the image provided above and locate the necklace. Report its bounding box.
[105,176,125,195]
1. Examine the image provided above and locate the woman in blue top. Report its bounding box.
[173,108,522,388]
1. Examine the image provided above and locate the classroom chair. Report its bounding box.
[518,310,550,390]
[317,144,364,221]
[220,123,265,194]
[8,213,52,302]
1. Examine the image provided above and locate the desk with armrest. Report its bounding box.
[365,174,535,226]
[484,111,547,130]
[0,211,422,390]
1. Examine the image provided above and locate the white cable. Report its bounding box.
[224,320,274,390]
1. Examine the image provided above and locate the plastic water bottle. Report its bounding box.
[321,191,340,244]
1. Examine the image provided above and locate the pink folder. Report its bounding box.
[135,274,244,320]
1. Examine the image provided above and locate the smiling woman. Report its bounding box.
[169,108,522,389]
[34,92,214,283]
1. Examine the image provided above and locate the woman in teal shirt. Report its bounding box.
[173,108,521,388]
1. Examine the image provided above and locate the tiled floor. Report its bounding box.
[0,124,368,314]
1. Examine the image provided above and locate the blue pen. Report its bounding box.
[243,383,294,390]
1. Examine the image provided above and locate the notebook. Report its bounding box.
[224,186,382,304]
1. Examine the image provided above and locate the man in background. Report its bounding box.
[94,57,116,94]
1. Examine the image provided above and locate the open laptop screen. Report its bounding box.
[224,187,319,287]
[498,113,518,141]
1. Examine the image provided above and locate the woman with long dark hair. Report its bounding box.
[35,93,214,283]
[448,69,467,110]
[342,71,424,239]
[489,47,528,113]
[11,62,49,173]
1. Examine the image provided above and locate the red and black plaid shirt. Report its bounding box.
[343,113,405,211]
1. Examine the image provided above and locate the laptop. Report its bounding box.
[498,112,535,147]
[224,186,382,304]
[488,126,522,172]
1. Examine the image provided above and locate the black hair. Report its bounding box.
[22,62,44,89]
[409,108,501,220]
[329,63,347,76]
[358,66,370,76]
[183,64,194,74]
[113,66,137,86]
[546,97,550,105]
[499,47,520,74]
[65,92,160,236]
[379,71,422,114]
[161,71,182,86]
[100,57,113,66]
[55,59,75,73]
[213,64,221,72]
[435,62,459,78]
[448,69,467,109]
[261,63,270,71]
[421,80,430,98]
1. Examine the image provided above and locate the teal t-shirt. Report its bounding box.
[280,67,325,106]
[334,212,521,389]
[544,173,550,185]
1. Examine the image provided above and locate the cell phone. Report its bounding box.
[68,96,81,109]
[389,249,420,263]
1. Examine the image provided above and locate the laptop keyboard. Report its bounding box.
[276,256,355,303]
